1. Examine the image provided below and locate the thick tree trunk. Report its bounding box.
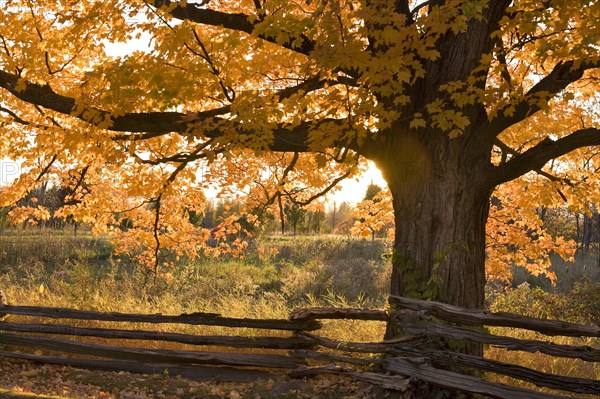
[374,134,493,345]
[387,179,490,309]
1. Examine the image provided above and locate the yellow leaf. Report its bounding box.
[410,118,427,129]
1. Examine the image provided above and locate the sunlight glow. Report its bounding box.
[329,161,387,205]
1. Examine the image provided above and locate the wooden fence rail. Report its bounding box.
[0,304,321,330]
[398,317,600,361]
[388,295,600,337]
[0,321,313,349]
[0,297,598,399]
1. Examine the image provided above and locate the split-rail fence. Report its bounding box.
[0,295,598,399]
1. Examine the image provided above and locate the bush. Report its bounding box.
[488,280,600,325]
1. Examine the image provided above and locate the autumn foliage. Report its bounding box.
[0,1,598,309]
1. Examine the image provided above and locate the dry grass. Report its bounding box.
[0,229,388,344]
[485,330,598,398]
[0,228,597,397]
[484,282,600,397]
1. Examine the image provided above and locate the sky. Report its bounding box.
[330,162,387,204]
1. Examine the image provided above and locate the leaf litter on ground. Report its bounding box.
[0,358,389,399]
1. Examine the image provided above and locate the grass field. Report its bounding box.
[0,228,598,398]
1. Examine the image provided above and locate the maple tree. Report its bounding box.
[0,0,599,324]
[352,186,394,241]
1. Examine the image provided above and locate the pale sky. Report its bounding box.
[329,161,387,205]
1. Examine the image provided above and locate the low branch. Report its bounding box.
[494,138,573,201]
[289,164,358,206]
[0,69,354,153]
[0,106,36,126]
[35,154,58,183]
[492,128,600,185]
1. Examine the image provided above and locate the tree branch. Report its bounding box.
[494,139,572,201]
[494,138,571,185]
[151,0,316,55]
[494,37,512,88]
[0,69,355,153]
[35,154,58,183]
[152,194,162,284]
[290,164,358,206]
[0,106,38,127]
[485,60,600,137]
[492,128,600,185]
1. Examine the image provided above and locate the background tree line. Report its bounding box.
[4,181,600,270]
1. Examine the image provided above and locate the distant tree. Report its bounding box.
[198,201,216,228]
[307,209,326,234]
[329,202,355,235]
[364,183,383,201]
[538,206,578,242]
[284,203,306,236]
[353,184,389,241]
[353,189,393,241]
[7,167,89,233]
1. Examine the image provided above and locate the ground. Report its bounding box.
[0,358,407,399]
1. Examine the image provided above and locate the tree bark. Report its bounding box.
[374,133,493,347]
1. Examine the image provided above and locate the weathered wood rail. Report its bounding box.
[0,296,598,398]
[0,304,321,330]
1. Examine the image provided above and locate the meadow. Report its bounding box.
[0,228,598,398]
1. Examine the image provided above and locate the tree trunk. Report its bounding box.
[387,179,490,308]
[374,134,493,348]
[278,195,285,235]
[575,213,581,251]
[583,213,592,255]
[596,211,600,268]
